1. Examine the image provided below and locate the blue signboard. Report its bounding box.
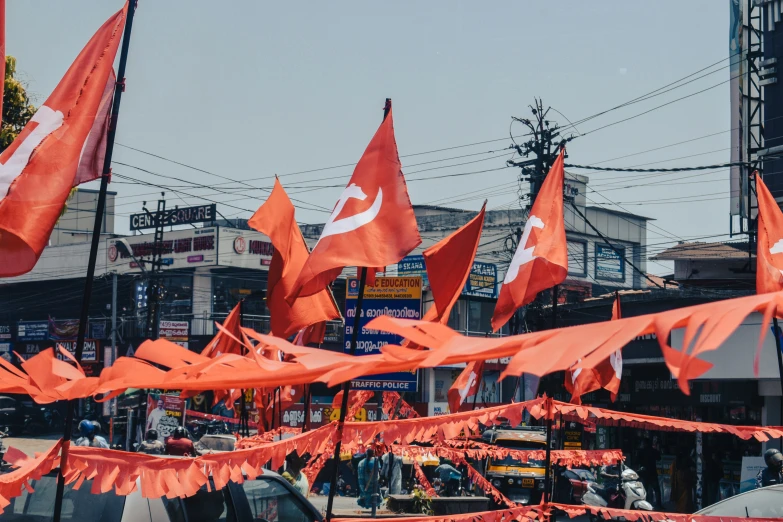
[398,255,497,299]
[595,244,624,281]
[345,276,421,391]
[17,321,49,341]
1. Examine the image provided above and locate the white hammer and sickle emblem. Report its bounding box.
[318,183,383,244]
[0,106,64,197]
[504,215,545,284]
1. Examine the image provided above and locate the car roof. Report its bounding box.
[695,484,783,517]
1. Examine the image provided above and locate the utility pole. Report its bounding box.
[144,195,167,340]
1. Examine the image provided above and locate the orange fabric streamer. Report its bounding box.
[461,460,515,508]
[0,439,62,511]
[411,460,437,498]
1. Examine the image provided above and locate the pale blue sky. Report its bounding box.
[7,1,730,274]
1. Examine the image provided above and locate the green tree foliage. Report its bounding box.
[1,56,36,152]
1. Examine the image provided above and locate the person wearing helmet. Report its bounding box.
[137,429,165,455]
[757,448,783,488]
[75,419,109,449]
[165,426,195,457]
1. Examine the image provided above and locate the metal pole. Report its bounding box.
[53,3,136,520]
[239,299,249,437]
[303,385,312,433]
[773,316,783,451]
[543,399,554,507]
[278,387,283,436]
[325,267,369,522]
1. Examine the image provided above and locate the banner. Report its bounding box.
[345,276,421,391]
[17,321,48,341]
[397,255,498,298]
[146,394,186,438]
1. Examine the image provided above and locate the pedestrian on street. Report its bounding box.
[381,451,402,495]
[137,429,165,455]
[357,448,379,509]
[165,426,196,457]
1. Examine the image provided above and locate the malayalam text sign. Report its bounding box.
[345,276,421,391]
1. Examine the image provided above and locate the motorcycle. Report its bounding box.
[581,465,653,515]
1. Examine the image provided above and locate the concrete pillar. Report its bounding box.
[191,268,212,336]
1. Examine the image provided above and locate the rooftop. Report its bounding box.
[651,241,752,261]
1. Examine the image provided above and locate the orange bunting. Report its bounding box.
[412,460,437,498]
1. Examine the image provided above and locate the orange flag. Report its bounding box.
[448,360,484,413]
[491,148,567,330]
[756,173,783,294]
[422,202,486,323]
[565,293,623,404]
[248,178,340,339]
[0,4,127,276]
[201,302,243,358]
[287,101,421,301]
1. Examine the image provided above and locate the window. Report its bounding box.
[567,241,587,276]
[241,478,317,522]
[467,300,494,334]
[7,474,126,521]
[163,483,233,522]
[211,272,268,317]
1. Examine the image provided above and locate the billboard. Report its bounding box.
[146,394,187,438]
[17,321,49,341]
[216,227,275,268]
[106,228,218,274]
[595,244,624,281]
[345,276,421,391]
[159,320,189,347]
[130,204,216,231]
[397,255,498,298]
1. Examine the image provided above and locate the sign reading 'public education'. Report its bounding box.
[345,276,421,391]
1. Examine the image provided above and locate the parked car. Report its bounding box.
[0,467,322,522]
[0,396,26,435]
[693,484,783,518]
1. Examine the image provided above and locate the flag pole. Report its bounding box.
[325,99,391,521]
[53,2,137,521]
[325,266,368,520]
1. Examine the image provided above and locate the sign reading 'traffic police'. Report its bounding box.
[345,276,421,391]
[129,204,216,231]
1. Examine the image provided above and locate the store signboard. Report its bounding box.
[397,255,498,298]
[216,227,275,269]
[595,244,624,281]
[0,325,10,340]
[159,320,189,348]
[57,340,99,362]
[106,228,218,274]
[345,276,421,391]
[130,204,216,231]
[17,321,49,341]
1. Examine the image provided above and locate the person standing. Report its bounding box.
[639,439,662,508]
[381,451,402,495]
[756,448,783,488]
[357,448,379,509]
[670,451,696,513]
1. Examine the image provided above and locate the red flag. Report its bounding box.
[293,322,327,346]
[201,302,243,357]
[422,203,486,323]
[332,389,374,419]
[248,178,340,338]
[566,294,623,404]
[491,149,567,331]
[0,4,127,276]
[287,102,421,301]
[447,360,484,413]
[756,173,783,294]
